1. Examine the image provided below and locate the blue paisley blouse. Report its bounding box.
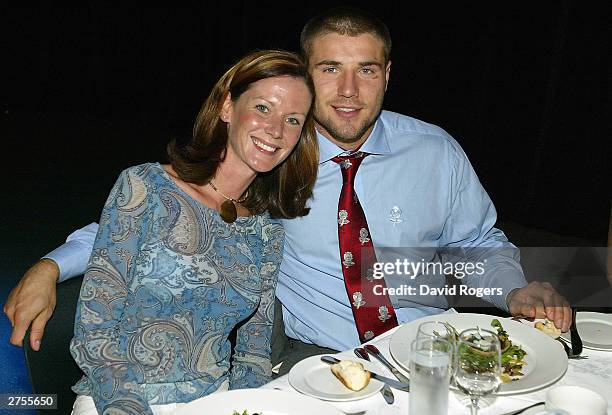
[69,163,283,414]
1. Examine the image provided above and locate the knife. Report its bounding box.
[557,337,588,359]
[569,308,583,356]
[354,347,394,404]
[321,355,410,391]
[364,344,411,385]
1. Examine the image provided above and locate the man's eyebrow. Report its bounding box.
[314,60,342,67]
[359,61,383,68]
[313,60,383,68]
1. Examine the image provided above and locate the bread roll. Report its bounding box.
[535,319,561,338]
[330,360,371,391]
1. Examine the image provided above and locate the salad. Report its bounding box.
[490,319,528,383]
[447,319,527,383]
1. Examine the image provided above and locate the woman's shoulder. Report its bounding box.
[115,163,173,188]
[108,163,172,202]
[119,162,164,178]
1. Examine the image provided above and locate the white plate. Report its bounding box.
[560,311,612,351]
[288,354,384,401]
[173,389,344,415]
[389,313,568,395]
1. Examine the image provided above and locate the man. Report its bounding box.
[5,7,570,371]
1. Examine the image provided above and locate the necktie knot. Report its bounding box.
[332,152,368,184]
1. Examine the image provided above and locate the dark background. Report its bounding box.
[0,0,610,401]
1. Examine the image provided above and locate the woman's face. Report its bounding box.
[221,75,312,177]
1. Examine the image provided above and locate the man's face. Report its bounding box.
[308,32,390,150]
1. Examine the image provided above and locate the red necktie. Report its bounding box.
[332,152,398,343]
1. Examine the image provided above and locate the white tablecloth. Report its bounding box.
[264,316,612,415]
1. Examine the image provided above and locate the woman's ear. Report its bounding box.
[220,92,233,122]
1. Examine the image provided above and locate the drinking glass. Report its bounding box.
[455,328,502,415]
[416,320,457,341]
[408,336,453,415]
[417,320,458,378]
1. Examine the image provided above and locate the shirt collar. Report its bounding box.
[317,116,391,164]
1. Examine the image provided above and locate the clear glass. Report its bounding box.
[416,320,458,378]
[417,321,457,341]
[455,328,502,415]
[408,336,452,415]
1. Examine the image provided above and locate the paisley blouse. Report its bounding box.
[69,163,283,414]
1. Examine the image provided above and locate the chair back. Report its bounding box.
[24,275,84,415]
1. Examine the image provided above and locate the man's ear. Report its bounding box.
[220,92,233,122]
[385,61,392,92]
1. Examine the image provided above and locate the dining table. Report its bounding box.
[259,309,612,415]
[173,309,611,415]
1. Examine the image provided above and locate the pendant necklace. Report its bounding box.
[208,180,248,223]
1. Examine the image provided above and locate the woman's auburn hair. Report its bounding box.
[167,50,318,219]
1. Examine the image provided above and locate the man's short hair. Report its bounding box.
[300,6,392,64]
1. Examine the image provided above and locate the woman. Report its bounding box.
[69,50,318,415]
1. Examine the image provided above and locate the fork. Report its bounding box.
[354,347,395,404]
[364,344,411,383]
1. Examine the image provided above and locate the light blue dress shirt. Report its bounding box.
[276,111,526,350]
[46,111,526,352]
[46,223,98,282]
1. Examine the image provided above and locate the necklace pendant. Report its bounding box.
[219,200,238,223]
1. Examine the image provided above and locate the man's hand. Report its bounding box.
[3,259,59,350]
[507,281,572,332]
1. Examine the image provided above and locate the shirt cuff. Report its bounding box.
[490,273,527,312]
[43,240,91,282]
[43,222,98,282]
